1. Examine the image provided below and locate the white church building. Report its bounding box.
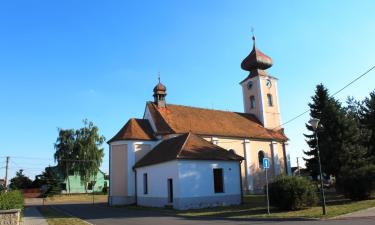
[108,36,291,209]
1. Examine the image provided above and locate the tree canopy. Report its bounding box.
[9,169,32,190]
[304,85,375,199]
[54,119,105,192]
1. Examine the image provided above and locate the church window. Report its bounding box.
[213,168,224,193]
[250,96,255,109]
[143,173,148,194]
[267,94,273,107]
[258,151,265,168]
[247,81,253,90]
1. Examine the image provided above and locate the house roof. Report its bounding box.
[134,133,244,168]
[146,102,287,141]
[108,118,155,143]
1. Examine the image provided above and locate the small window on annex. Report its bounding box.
[213,168,224,193]
[143,173,148,194]
[250,96,256,109]
[258,151,265,168]
[267,94,273,107]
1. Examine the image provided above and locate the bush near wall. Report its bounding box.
[268,175,318,210]
[0,190,24,210]
[336,165,375,200]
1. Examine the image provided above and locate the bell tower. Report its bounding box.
[240,35,281,129]
[153,75,167,108]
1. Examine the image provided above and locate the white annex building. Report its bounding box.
[108,36,291,209]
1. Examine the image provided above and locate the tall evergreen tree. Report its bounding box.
[304,84,365,178]
[340,98,367,169]
[41,167,61,196]
[361,90,375,159]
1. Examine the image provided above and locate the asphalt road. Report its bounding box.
[50,203,375,225]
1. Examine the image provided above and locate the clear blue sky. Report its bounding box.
[1,1,374,180]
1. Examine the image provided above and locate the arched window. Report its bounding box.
[258,151,265,168]
[250,96,255,109]
[267,94,273,107]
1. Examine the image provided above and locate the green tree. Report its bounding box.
[304,84,365,179]
[74,120,105,192]
[54,128,75,193]
[304,84,343,179]
[361,90,375,159]
[41,167,61,196]
[53,120,105,193]
[9,169,32,190]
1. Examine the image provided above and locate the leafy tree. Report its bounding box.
[74,120,105,192]
[9,169,32,190]
[54,119,105,193]
[54,128,75,193]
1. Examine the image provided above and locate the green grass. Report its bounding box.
[177,195,375,219]
[123,194,375,219]
[37,206,88,225]
[45,194,107,203]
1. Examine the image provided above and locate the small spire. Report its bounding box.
[157,71,161,83]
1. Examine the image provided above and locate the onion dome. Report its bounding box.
[241,35,273,71]
[153,81,166,94]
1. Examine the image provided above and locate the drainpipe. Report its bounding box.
[134,168,138,205]
[239,161,244,204]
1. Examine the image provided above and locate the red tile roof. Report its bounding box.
[108,118,155,143]
[134,133,244,168]
[147,102,288,141]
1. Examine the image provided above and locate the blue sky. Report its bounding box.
[1,1,374,180]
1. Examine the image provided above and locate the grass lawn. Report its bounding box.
[45,194,107,203]
[37,206,88,225]
[177,195,375,219]
[124,194,375,219]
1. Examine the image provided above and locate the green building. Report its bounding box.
[49,166,109,194]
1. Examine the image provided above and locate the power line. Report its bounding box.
[272,64,375,131]
[215,64,375,144]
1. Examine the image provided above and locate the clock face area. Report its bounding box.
[247,81,253,90]
[266,79,272,89]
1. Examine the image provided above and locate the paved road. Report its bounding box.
[51,203,375,225]
[22,207,48,225]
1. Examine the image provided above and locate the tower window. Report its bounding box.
[267,94,273,107]
[250,96,255,109]
[258,151,265,168]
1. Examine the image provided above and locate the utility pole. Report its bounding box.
[296,157,301,176]
[4,156,9,189]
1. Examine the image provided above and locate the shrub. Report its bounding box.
[268,175,318,210]
[0,190,24,210]
[336,165,375,200]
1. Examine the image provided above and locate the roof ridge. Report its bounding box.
[176,133,191,159]
[163,102,254,115]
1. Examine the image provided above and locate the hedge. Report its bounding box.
[0,190,24,210]
[336,164,375,200]
[268,175,318,210]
